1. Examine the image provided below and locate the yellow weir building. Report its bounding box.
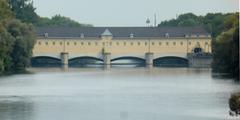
[32,26,212,67]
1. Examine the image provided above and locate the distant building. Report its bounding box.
[33,26,212,67]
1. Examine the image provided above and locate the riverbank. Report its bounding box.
[0,70,33,76]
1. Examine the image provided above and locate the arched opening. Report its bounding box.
[69,56,103,67]
[153,56,189,67]
[111,56,145,67]
[193,47,203,54]
[31,56,61,67]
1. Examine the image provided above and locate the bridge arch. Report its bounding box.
[31,56,61,67]
[68,56,103,67]
[153,56,189,67]
[111,56,145,66]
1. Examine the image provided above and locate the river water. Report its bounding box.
[0,68,239,120]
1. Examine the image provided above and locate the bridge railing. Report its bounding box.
[187,53,213,58]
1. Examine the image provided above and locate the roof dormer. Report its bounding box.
[130,33,134,38]
[165,33,169,38]
[80,33,84,38]
[101,29,112,37]
[44,32,48,38]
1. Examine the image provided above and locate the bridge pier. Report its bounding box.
[187,53,212,68]
[103,53,111,69]
[145,52,154,68]
[61,52,69,68]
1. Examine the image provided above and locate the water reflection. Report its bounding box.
[0,97,34,120]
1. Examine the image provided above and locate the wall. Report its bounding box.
[32,36,212,59]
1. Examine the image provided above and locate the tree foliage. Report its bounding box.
[0,0,13,21]
[36,15,93,27]
[212,14,239,80]
[7,20,36,72]
[229,93,240,116]
[8,0,92,27]
[160,13,202,27]
[0,24,14,73]
[0,0,35,74]
[158,13,237,38]
[8,0,39,24]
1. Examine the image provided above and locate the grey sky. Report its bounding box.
[33,0,239,26]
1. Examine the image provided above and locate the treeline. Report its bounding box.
[0,0,92,75]
[36,15,93,27]
[8,0,92,27]
[158,13,239,80]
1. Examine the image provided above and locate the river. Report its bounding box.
[0,67,239,120]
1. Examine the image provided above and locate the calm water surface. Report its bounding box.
[0,68,239,120]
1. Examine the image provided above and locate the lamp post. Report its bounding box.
[63,38,66,53]
[148,37,150,53]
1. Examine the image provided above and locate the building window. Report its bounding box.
[45,42,48,45]
[38,42,41,45]
[166,42,169,45]
[95,42,98,46]
[205,42,208,45]
[180,42,183,45]
[152,42,154,45]
[74,42,77,45]
[189,42,191,45]
[131,42,133,46]
[52,41,55,45]
[173,42,176,45]
[145,42,148,46]
[116,42,119,46]
[197,42,200,45]
[103,42,105,46]
[159,42,161,46]
[138,42,140,46]
[81,42,84,45]
[124,42,126,46]
[88,42,91,45]
[60,42,62,45]
[67,42,69,45]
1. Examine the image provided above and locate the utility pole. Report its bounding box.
[148,38,150,53]
[63,38,66,52]
[154,14,157,27]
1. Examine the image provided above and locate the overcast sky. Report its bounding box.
[33,0,239,26]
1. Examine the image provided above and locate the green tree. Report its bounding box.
[8,0,92,27]
[159,13,203,27]
[8,0,39,24]
[0,24,14,73]
[229,93,240,116]
[212,28,235,73]
[6,19,36,72]
[211,13,239,80]
[0,0,13,21]
[0,0,14,74]
[36,15,93,27]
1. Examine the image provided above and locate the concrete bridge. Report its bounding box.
[32,27,213,68]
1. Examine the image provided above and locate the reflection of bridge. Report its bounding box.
[32,27,213,68]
